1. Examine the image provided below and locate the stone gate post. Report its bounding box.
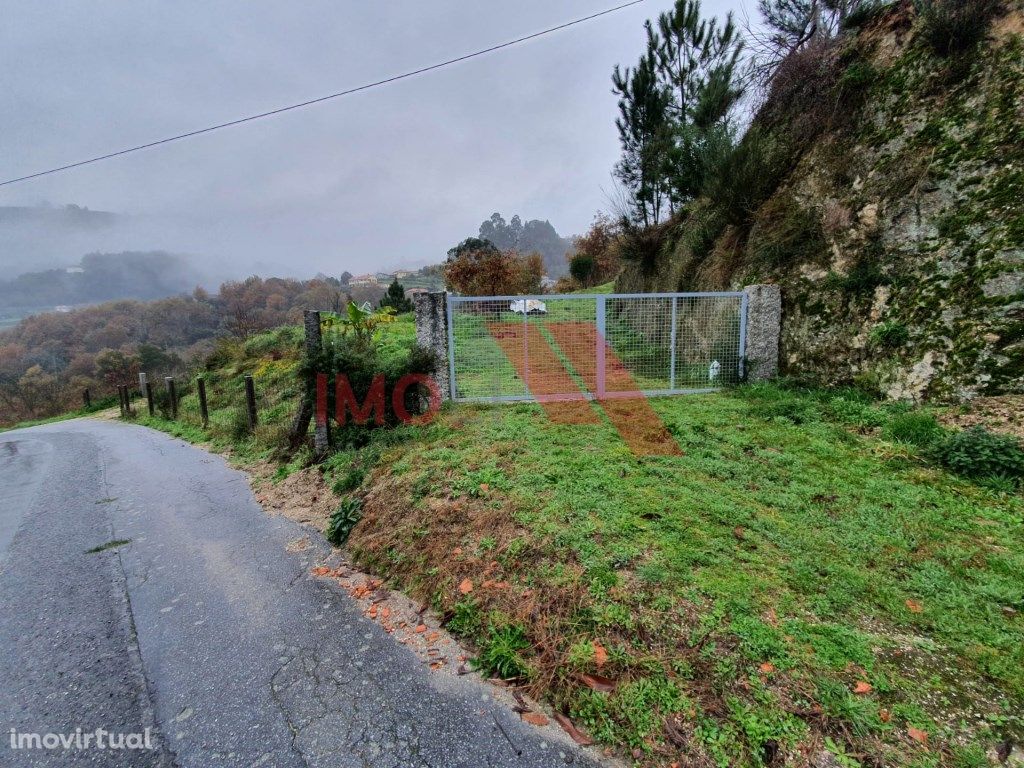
[413,292,451,400]
[742,284,782,381]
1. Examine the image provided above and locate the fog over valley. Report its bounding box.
[0,0,704,292]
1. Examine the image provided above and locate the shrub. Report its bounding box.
[618,220,670,272]
[928,426,1024,483]
[229,406,253,440]
[844,1,891,30]
[325,497,363,546]
[750,195,827,270]
[306,311,438,449]
[870,320,910,349]
[570,253,597,285]
[703,126,788,227]
[914,0,1002,57]
[884,411,943,446]
[443,241,544,296]
[851,370,883,398]
[152,386,179,421]
[570,213,622,285]
[378,279,414,314]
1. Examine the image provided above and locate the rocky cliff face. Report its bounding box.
[618,2,1024,401]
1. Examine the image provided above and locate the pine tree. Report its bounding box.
[612,1,746,223]
[612,48,673,227]
[653,0,744,128]
[653,1,745,208]
[753,0,873,77]
[378,279,413,314]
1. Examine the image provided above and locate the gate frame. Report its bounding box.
[445,291,749,403]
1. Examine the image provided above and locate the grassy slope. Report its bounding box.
[131,320,1022,766]
[346,387,1022,766]
[133,316,418,466]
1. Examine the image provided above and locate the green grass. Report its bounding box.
[449,298,740,399]
[572,281,616,294]
[344,383,1023,765]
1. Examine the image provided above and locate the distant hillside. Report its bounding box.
[0,204,117,229]
[0,251,203,309]
[0,274,385,426]
[617,1,1023,401]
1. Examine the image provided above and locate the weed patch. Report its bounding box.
[325,498,363,546]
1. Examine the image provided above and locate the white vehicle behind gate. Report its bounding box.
[509,299,547,315]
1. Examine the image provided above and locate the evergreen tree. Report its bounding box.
[754,0,874,77]
[612,1,745,223]
[653,0,744,128]
[612,48,673,227]
[378,279,413,314]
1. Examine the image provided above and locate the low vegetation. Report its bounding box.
[342,384,1022,766]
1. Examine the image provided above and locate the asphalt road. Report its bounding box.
[0,419,607,768]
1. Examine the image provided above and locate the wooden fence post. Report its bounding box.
[124,384,134,416]
[82,388,91,409]
[146,382,155,416]
[165,377,178,419]
[197,376,209,428]
[288,310,322,447]
[244,375,258,431]
[117,386,126,418]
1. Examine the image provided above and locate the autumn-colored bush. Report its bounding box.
[442,242,543,296]
[566,214,622,288]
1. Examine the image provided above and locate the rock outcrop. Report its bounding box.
[618,1,1023,401]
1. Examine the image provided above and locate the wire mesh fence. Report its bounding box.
[446,292,746,403]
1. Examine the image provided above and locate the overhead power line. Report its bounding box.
[1,0,645,187]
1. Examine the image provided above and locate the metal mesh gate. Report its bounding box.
[446,292,746,403]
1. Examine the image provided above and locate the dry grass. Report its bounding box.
[938,395,1024,441]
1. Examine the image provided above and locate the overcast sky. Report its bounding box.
[1,0,748,283]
